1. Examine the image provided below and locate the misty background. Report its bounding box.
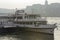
[0,0,60,17]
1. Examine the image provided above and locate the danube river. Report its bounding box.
[0,32,53,40]
[0,17,60,40]
[47,17,60,40]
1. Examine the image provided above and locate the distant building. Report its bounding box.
[45,0,48,6]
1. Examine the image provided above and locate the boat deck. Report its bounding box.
[0,22,56,29]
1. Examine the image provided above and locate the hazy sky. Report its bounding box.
[0,0,60,9]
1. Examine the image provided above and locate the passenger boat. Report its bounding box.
[0,10,57,34]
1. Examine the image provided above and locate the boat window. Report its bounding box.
[17,17,23,19]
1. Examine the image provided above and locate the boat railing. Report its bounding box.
[15,24,56,28]
[14,18,46,21]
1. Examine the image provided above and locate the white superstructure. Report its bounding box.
[12,10,47,25]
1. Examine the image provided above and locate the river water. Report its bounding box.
[0,32,53,40]
[47,17,60,40]
[0,17,60,40]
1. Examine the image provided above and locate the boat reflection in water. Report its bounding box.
[0,32,53,40]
